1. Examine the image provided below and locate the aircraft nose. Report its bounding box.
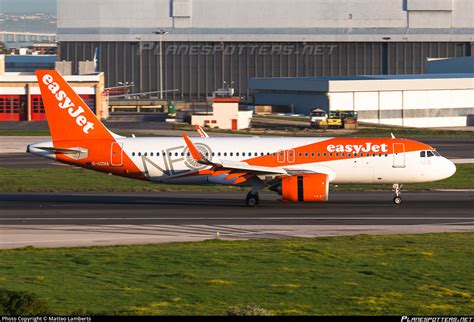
[443,158,457,179]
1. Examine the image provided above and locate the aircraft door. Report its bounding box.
[392,143,406,168]
[111,142,123,167]
[277,150,285,164]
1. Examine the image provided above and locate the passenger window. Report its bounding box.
[299,153,302,157]
[132,152,135,156]
[138,152,141,156]
[317,152,321,157]
[420,151,425,157]
[230,152,233,157]
[157,152,160,156]
[218,152,221,156]
[305,152,308,157]
[323,153,327,157]
[144,152,148,156]
[186,152,190,157]
[335,153,339,157]
[311,152,314,157]
[224,152,227,156]
[242,153,245,156]
[236,153,239,156]
[212,152,215,156]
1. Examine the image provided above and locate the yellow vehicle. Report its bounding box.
[327,110,358,129]
[327,111,343,128]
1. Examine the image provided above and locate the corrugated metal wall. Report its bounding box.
[59,41,472,100]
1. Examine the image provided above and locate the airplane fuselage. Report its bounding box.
[29,136,456,186]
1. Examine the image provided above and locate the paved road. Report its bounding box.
[0,191,472,248]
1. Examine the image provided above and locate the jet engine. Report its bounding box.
[270,173,329,202]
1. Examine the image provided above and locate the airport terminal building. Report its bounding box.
[57,0,474,101]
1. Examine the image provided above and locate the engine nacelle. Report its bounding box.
[273,173,329,202]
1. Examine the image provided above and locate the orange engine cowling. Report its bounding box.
[279,173,329,202]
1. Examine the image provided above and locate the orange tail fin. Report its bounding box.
[35,70,115,143]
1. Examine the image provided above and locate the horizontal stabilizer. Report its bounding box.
[36,146,85,154]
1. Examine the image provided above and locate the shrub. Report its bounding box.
[0,289,50,315]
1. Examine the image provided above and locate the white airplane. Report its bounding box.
[28,70,456,206]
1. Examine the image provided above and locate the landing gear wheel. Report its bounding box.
[393,196,402,205]
[392,183,403,205]
[245,192,259,207]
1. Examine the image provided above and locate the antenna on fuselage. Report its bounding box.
[390,133,396,139]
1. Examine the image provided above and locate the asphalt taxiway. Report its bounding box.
[0,191,472,248]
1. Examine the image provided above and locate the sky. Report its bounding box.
[0,0,57,14]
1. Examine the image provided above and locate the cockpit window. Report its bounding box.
[420,151,426,157]
[433,151,440,156]
[427,151,434,157]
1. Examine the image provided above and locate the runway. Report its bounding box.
[0,191,472,248]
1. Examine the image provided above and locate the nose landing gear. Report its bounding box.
[392,183,403,205]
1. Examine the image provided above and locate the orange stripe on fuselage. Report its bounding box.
[243,138,431,167]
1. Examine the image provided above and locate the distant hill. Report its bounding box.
[0,0,56,14]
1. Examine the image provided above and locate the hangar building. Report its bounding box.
[249,74,474,127]
[57,0,474,101]
[0,57,107,122]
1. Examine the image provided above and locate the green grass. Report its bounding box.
[0,167,244,193]
[332,163,474,191]
[0,233,473,315]
[0,130,51,136]
[0,164,472,193]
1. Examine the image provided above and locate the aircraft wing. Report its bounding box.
[217,159,286,175]
[182,134,288,182]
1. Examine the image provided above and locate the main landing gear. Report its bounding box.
[392,183,403,205]
[245,191,260,207]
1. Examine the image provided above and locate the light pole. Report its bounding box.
[153,29,168,100]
